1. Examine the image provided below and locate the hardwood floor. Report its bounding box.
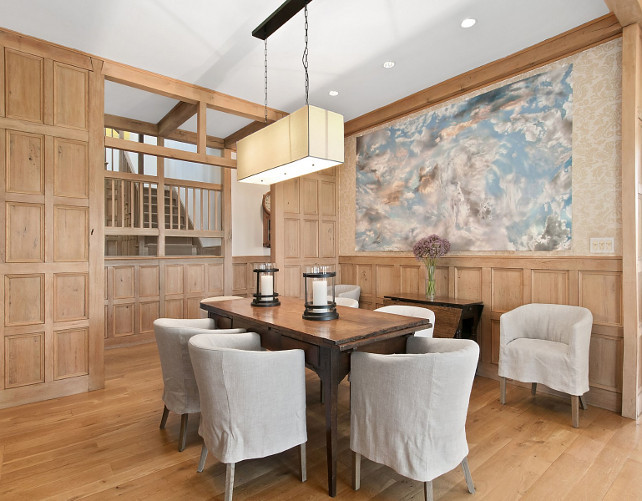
[0,342,641,500]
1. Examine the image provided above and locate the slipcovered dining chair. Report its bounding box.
[189,332,307,501]
[351,337,479,501]
[498,303,593,428]
[335,297,359,308]
[153,318,246,451]
[329,284,361,301]
[375,305,435,337]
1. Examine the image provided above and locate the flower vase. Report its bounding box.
[425,262,436,300]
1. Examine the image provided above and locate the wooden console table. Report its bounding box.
[383,294,483,340]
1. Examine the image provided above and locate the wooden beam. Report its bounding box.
[104,136,236,169]
[605,0,642,27]
[345,13,622,137]
[102,59,287,122]
[157,101,197,137]
[224,120,270,150]
[197,101,207,154]
[104,114,225,149]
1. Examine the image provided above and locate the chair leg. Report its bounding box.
[352,451,361,490]
[571,395,580,428]
[224,463,235,501]
[531,382,537,396]
[197,444,208,472]
[159,405,169,429]
[461,456,475,494]
[320,380,324,404]
[424,480,433,501]
[579,394,588,410]
[178,413,189,452]
[300,442,307,482]
[500,377,506,404]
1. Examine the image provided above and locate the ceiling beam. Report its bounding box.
[345,13,622,137]
[104,113,225,149]
[224,120,271,150]
[102,59,288,123]
[157,101,198,137]
[604,0,642,26]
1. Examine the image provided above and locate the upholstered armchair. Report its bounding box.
[329,284,361,301]
[375,304,435,337]
[350,337,479,501]
[335,297,359,308]
[189,332,307,501]
[498,303,593,428]
[153,318,245,451]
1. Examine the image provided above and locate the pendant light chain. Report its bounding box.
[264,39,268,123]
[303,5,309,106]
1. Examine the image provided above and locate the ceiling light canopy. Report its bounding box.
[383,61,395,69]
[238,0,344,185]
[461,18,476,28]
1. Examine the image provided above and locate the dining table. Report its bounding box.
[200,296,432,497]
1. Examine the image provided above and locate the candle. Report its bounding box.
[260,275,273,301]
[312,279,328,306]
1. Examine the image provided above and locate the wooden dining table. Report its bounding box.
[200,296,432,497]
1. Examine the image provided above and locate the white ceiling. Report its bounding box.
[0,0,610,138]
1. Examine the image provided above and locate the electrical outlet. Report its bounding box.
[590,237,614,254]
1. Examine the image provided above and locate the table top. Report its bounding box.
[384,293,483,308]
[200,296,432,351]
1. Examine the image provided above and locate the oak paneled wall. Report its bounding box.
[272,168,339,297]
[339,254,623,412]
[232,256,269,298]
[0,32,103,409]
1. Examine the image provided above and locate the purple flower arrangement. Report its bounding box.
[413,234,450,298]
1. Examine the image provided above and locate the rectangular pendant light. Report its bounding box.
[237,104,344,185]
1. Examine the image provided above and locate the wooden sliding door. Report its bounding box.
[0,31,104,408]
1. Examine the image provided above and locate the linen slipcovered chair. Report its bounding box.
[189,332,307,501]
[335,297,359,308]
[328,284,361,301]
[375,304,435,337]
[350,337,479,501]
[498,303,593,428]
[153,318,245,451]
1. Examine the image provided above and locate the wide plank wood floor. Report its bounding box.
[0,342,641,500]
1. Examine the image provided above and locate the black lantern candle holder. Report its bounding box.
[303,265,338,321]
[251,262,280,307]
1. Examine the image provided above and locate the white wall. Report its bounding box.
[231,169,271,257]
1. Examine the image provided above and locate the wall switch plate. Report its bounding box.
[590,237,614,254]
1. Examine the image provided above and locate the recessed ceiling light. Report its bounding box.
[383,61,395,69]
[329,90,339,96]
[461,18,476,28]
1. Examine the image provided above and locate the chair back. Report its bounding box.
[375,305,434,337]
[189,333,307,465]
[335,297,359,308]
[329,284,361,301]
[351,338,479,482]
[153,318,244,414]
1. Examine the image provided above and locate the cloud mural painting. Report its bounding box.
[355,65,573,252]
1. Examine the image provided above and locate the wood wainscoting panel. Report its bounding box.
[357,264,374,296]
[52,62,87,130]
[531,269,569,305]
[6,130,44,194]
[455,267,483,300]
[53,137,88,198]
[53,328,88,380]
[302,220,319,258]
[138,301,159,335]
[53,205,88,261]
[435,265,449,298]
[4,48,43,123]
[4,273,44,326]
[283,265,302,298]
[163,299,183,319]
[283,218,300,258]
[400,264,421,295]
[138,266,159,298]
[112,304,134,337]
[589,333,624,392]
[185,263,206,294]
[4,332,44,387]
[580,271,623,326]
[113,266,134,300]
[232,263,247,293]
[319,221,336,258]
[186,297,203,319]
[282,178,300,214]
[5,202,44,262]
[491,268,524,313]
[301,178,318,215]
[164,264,184,295]
[339,263,356,286]
[491,319,500,365]
[53,273,88,322]
[319,180,336,216]
[207,262,224,295]
[375,265,397,299]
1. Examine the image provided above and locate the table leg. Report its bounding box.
[320,346,340,497]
